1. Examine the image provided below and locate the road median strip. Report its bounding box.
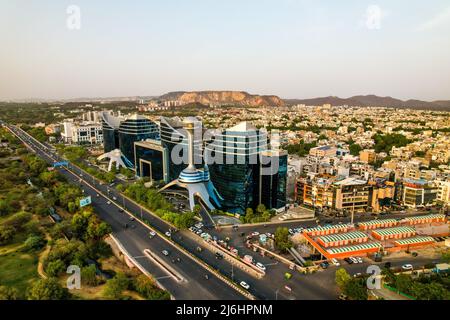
[10,126,255,300]
[143,249,184,282]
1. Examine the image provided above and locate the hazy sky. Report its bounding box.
[1,0,450,101]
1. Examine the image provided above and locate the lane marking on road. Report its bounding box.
[265,262,279,266]
[156,276,173,280]
[8,126,254,300]
[143,249,184,283]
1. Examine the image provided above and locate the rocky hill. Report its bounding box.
[159,91,285,107]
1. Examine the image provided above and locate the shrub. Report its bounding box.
[27,278,69,300]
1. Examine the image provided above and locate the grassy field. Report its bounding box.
[0,252,39,296]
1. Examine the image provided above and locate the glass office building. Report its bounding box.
[160,117,203,182]
[205,122,269,214]
[134,140,168,182]
[118,115,159,166]
[101,112,122,153]
[260,150,288,210]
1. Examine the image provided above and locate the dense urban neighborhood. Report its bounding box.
[0,97,449,301]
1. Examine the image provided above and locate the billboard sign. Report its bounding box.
[53,161,69,168]
[79,196,92,207]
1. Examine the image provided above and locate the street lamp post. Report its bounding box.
[275,289,279,300]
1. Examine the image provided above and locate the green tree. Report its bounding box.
[23,234,46,251]
[174,211,196,229]
[103,272,129,299]
[335,268,351,289]
[274,227,293,253]
[343,278,368,300]
[349,143,362,156]
[27,278,69,300]
[132,275,170,300]
[0,286,19,300]
[81,265,99,286]
[45,259,66,277]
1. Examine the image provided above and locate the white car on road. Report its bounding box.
[162,250,169,256]
[239,281,250,290]
[402,264,413,271]
[256,262,266,271]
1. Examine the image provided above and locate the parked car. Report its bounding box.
[356,257,363,263]
[148,231,156,238]
[107,201,111,205]
[251,231,260,237]
[402,264,413,271]
[162,250,170,256]
[165,231,171,237]
[239,281,250,290]
[344,257,353,264]
[320,262,329,269]
[350,257,359,264]
[331,258,340,266]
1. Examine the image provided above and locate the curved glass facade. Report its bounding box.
[260,152,288,210]
[205,124,268,214]
[118,116,159,166]
[101,121,119,153]
[160,117,203,181]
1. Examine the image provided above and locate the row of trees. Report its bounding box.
[284,140,317,157]
[383,268,449,300]
[335,268,368,300]
[103,273,170,300]
[241,204,275,224]
[122,182,196,229]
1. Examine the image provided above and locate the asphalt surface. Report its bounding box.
[6,124,245,300]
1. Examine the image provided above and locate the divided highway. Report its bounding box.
[5,123,246,300]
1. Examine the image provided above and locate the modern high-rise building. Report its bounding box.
[259,150,288,211]
[100,112,159,167]
[133,117,288,214]
[159,117,203,182]
[204,121,288,214]
[101,112,123,153]
[118,114,159,166]
[134,139,169,183]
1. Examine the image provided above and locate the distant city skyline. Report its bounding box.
[1,0,450,101]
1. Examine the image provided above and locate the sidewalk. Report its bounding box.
[371,287,409,300]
